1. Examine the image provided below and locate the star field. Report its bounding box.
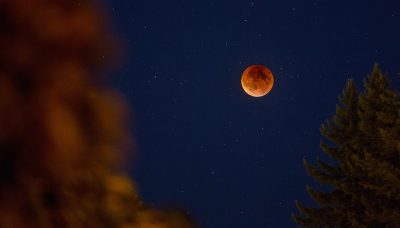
[106,0,400,227]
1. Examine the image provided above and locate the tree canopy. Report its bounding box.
[293,64,400,227]
[0,0,194,227]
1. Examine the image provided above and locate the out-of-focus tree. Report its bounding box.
[0,0,194,227]
[293,64,400,227]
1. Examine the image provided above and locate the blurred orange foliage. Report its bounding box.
[0,0,194,227]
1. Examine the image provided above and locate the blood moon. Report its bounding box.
[241,65,274,97]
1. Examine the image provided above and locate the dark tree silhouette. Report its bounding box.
[293,64,400,227]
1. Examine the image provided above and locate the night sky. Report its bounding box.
[106,1,400,227]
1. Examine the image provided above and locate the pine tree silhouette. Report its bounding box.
[293,64,400,227]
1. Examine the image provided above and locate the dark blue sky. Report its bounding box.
[106,0,400,227]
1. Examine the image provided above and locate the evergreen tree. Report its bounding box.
[293,64,400,227]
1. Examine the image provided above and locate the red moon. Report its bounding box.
[241,65,274,97]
